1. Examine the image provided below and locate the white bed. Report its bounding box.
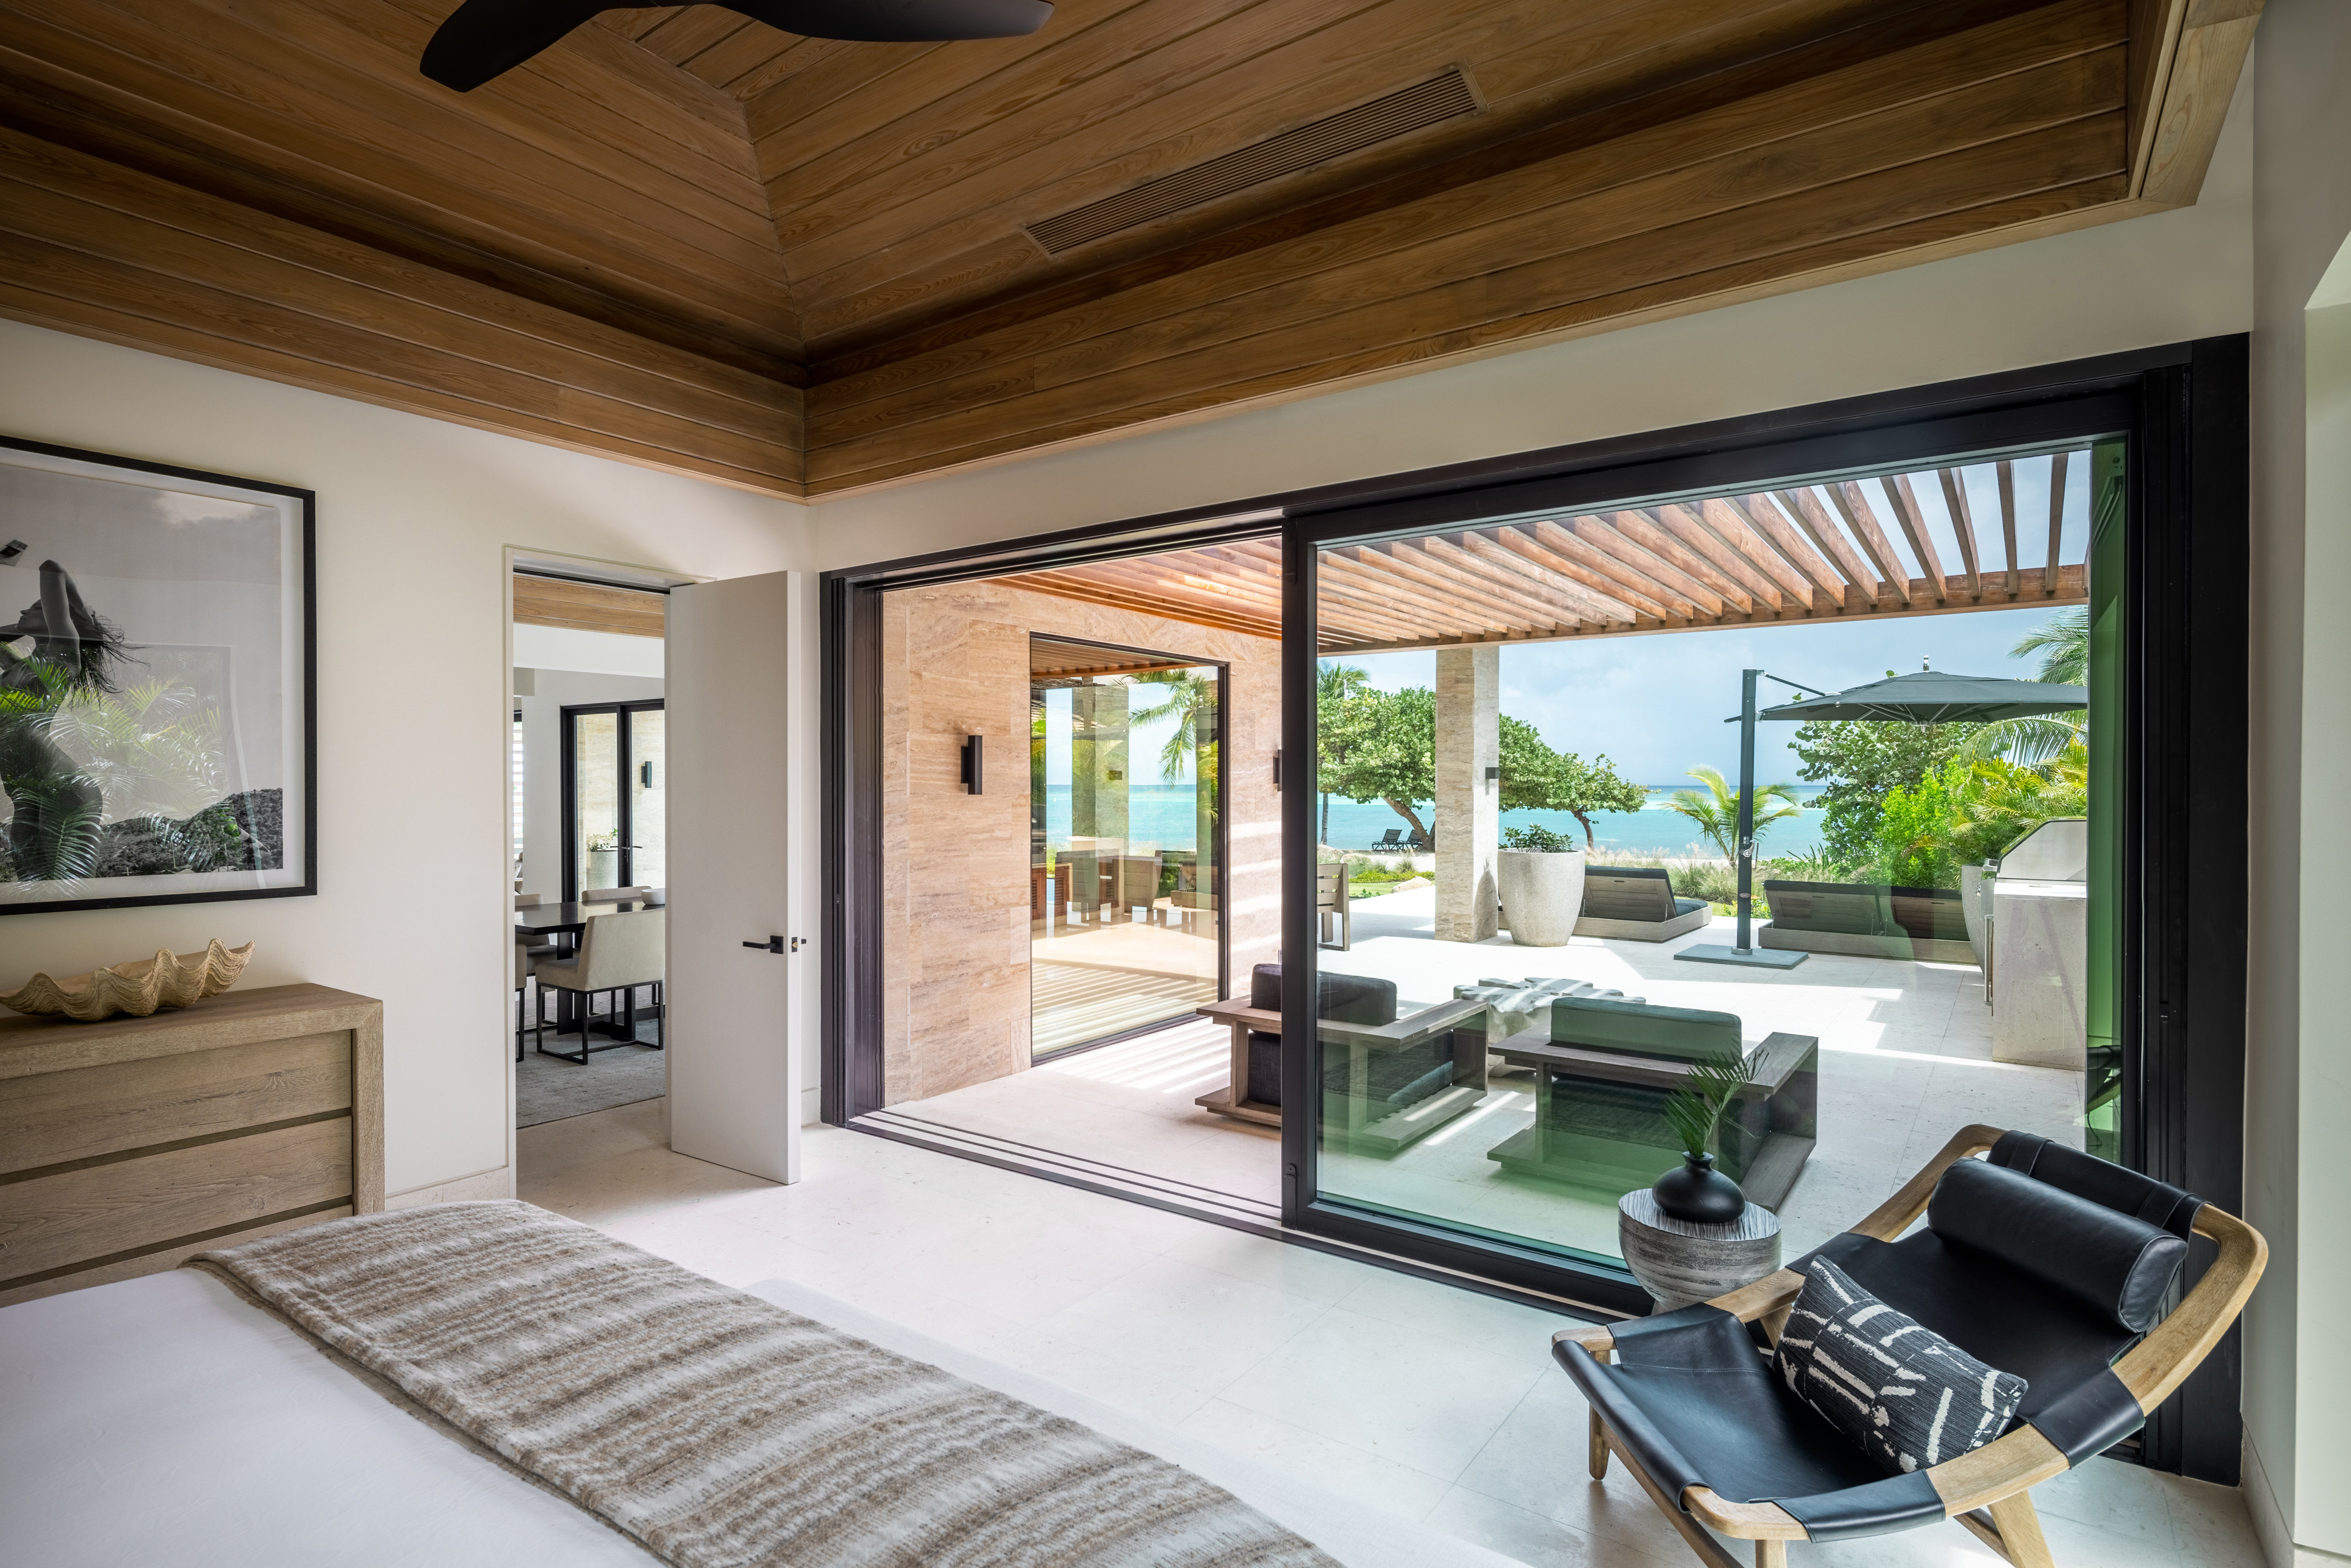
[0,1266,1524,1568]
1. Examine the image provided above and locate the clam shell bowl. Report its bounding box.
[1,939,256,1021]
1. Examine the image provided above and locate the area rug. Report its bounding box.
[517,1023,666,1128]
[192,1203,1339,1568]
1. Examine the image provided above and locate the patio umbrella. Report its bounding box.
[1678,666,2085,971]
[1753,669,2086,724]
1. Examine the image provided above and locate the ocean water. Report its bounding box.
[1043,785,1826,857]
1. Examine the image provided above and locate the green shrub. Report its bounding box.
[1500,823,1579,853]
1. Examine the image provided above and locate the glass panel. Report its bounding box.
[629,708,666,890]
[573,710,620,893]
[1309,445,2116,1275]
[1031,647,1221,1057]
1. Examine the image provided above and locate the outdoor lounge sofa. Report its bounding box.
[1554,1125,2267,1568]
[1194,962,1488,1151]
[1760,879,1974,962]
[1574,866,1712,941]
[1486,993,1817,1208]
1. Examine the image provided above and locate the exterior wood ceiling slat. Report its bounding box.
[1880,474,1950,603]
[1826,479,1917,606]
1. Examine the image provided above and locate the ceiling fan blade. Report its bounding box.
[421,0,607,91]
[720,0,1052,42]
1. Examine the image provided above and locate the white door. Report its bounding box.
[665,570,799,1182]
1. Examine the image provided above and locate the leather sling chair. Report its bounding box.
[1553,1123,2267,1568]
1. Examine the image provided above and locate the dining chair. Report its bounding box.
[514,893,546,908]
[533,909,665,1065]
[582,885,653,904]
[513,895,560,1059]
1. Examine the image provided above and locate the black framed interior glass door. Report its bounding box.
[562,699,665,897]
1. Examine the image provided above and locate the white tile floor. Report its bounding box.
[518,1101,2264,1568]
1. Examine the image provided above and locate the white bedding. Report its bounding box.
[1,1267,1523,1568]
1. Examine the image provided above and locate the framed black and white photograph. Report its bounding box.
[1,435,315,915]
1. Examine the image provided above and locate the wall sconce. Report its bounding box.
[1485,765,1500,788]
[640,760,656,789]
[1273,749,1283,791]
[960,734,984,794]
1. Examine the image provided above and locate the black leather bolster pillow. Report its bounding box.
[1929,1156,2187,1333]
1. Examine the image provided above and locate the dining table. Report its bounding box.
[517,891,664,1039]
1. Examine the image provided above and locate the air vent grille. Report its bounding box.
[1025,70,1479,256]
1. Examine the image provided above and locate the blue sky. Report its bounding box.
[1330,603,2073,787]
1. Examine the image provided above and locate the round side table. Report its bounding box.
[1617,1188,1782,1311]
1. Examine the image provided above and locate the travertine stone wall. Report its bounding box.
[879,580,1280,1105]
[1434,644,1500,943]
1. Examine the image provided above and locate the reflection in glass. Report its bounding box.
[1030,639,1222,1057]
[573,711,620,892]
[631,708,666,890]
[1307,445,2117,1273]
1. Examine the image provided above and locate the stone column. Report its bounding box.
[1070,682,1129,922]
[1434,645,1499,942]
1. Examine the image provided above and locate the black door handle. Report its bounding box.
[743,936,783,953]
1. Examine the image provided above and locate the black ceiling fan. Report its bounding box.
[421,0,1053,92]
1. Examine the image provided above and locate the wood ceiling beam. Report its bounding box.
[1291,552,1458,642]
[514,573,665,636]
[1570,517,1721,620]
[1324,545,1537,640]
[1417,536,1611,632]
[994,569,1281,639]
[1340,545,1546,639]
[2044,449,2068,597]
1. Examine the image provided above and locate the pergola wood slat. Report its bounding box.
[1828,482,1916,607]
[1652,502,1784,614]
[1420,535,1611,631]
[1716,496,1841,609]
[1883,474,1950,604]
[1370,542,1559,637]
[1320,547,1525,640]
[1460,530,1635,624]
[1774,487,1883,603]
[2044,451,2068,597]
[1493,525,1668,623]
[1572,516,1722,620]
[1531,518,1694,622]
[1939,468,1987,600]
[1049,555,1287,624]
[1616,507,1757,616]
[1996,459,2023,599]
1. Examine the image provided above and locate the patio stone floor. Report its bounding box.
[891,883,2086,1265]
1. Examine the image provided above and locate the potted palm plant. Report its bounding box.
[1497,823,1584,945]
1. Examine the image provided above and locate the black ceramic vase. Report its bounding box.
[1652,1151,1746,1224]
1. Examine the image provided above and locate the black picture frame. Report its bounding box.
[0,434,317,917]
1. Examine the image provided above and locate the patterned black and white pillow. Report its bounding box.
[1773,1258,2028,1475]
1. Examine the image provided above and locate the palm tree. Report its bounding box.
[1965,607,2089,769]
[1666,765,1802,861]
[1130,671,1217,781]
[1317,661,1370,845]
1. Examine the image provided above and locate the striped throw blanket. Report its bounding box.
[191,1202,1337,1568]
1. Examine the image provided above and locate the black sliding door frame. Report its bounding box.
[820,339,2248,1479]
[1273,336,2247,1481]
[558,699,665,900]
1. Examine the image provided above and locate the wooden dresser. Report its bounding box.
[0,983,383,1307]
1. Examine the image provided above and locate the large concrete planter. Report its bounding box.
[1499,849,1585,946]
[1960,864,1994,969]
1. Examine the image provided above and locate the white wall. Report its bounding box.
[515,669,665,903]
[0,319,805,1204]
[2249,3,2351,1562]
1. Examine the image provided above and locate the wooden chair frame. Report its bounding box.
[1554,1123,2268,1568]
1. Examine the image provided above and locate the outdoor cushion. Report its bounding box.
[1553,1305,1945,1543]
[1928,1157,2187,1332]
[1580,867,1705,923]
[1243,963,1401,1107]
[1550,993,1742,1062]
[1987,1130,2202,1238]
[1774,1257,2027,1476]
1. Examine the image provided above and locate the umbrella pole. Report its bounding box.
[1677,669,1807,970]
[1736,667,1756,954]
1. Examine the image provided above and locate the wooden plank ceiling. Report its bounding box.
[0,0,2253,498]
[997,452,2094,651]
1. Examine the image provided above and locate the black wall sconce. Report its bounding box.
[960,734,984,794]
[1273,749,1283,791]
[1485,765,1500,787]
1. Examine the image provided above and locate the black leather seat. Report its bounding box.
[1556,1131,2199,1543]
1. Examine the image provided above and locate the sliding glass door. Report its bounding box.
[562,700,665,897]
